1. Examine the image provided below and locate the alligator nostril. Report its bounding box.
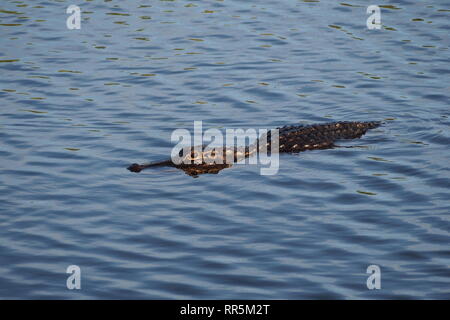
[127,163,142,172]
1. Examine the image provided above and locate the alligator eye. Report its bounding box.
[186,151,200,161]
[210,151,216,158]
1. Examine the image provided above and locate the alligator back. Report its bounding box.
[277,121,381,153]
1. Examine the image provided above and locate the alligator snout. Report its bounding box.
[127,163,143,173]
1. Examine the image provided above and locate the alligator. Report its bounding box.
[127,121,382,177]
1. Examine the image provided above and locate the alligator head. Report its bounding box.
[127,145,233,177]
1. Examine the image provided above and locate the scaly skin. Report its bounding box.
[127,121,382,176]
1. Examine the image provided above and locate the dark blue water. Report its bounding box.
[1,0,449,299]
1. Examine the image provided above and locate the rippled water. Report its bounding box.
[1,0,449,299]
